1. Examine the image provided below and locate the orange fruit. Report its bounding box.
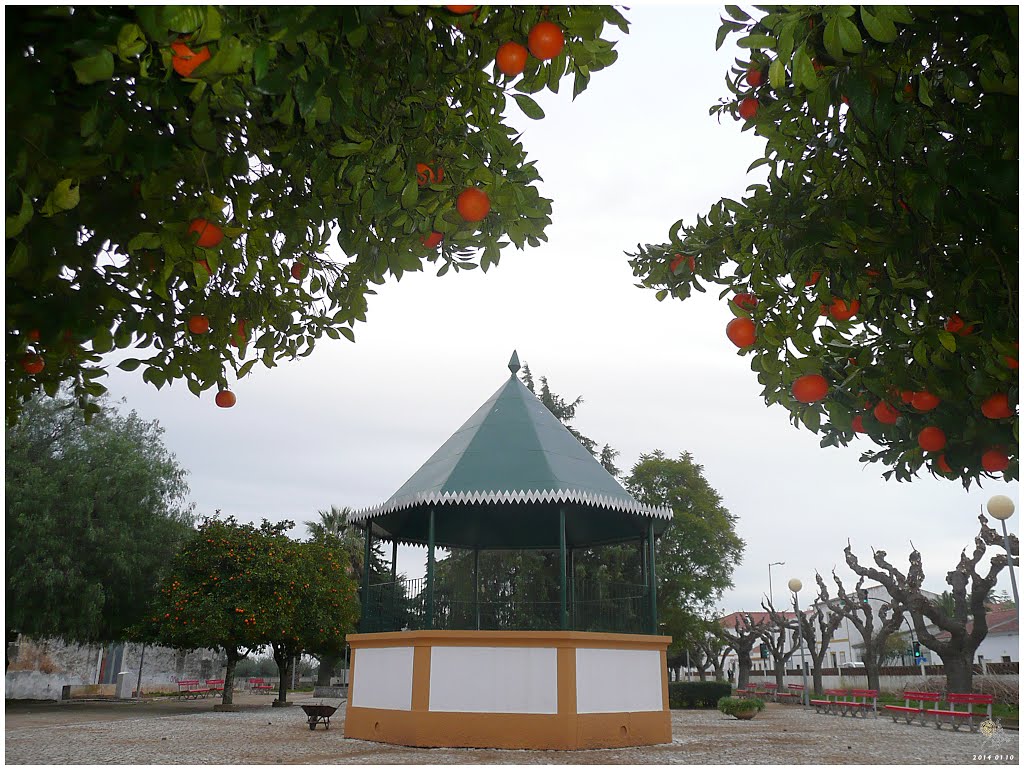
[670,254,696,273]
[792,374,828,404]
[496,42,528,77]
[445,5,475,13]
[829,298,860,321]
[171,41,211,78]
[188,218,224,248]
[420,231,443,249]
[944,314,974,336]
[726,317,756,349]
[26,329,40,342]
[732,293,758,311]
[456,187,490,222]
[215,389,235,408]
[21,354,44,375]
[188,315,210,335]
[229,319,247,348]
[936,454,953,474]
[852,415,867,433]
[738,97,759,120]
[899,389,915,404]
[911,391,940,411]
[746,68,764,87]
[982,448,1009,473]
[873,401,900,425]
[805,271,822,287]
[290,262,305,279]
[980,393,1013,419]
[917,426,946,452]
[416,162,444,186]
[528,21,565,61]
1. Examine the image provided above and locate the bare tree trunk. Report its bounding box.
[938,650,974,692]
[736,648,753,689]
[222,649,241,706]
[774,661,785,690]
[272,644,292,704]
[316,654,339,687]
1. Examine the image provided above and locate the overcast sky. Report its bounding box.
[100,4,1019,616]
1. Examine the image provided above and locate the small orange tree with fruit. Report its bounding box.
[629,6,1018,485]
[6,5,627,419]
[143,515,358,705]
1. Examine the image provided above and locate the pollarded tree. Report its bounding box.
[628,6,1018,485]
[771,575,849,695]
[719,612,773,690]
[844,514,1019,692]
[6,5,628,420]
[823,570,906,693]
[5,393,193,661]
[759,601,799,691]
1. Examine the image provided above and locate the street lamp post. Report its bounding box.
[986,495,1019,612]
[768,561,785,606]
[789,578,809,707]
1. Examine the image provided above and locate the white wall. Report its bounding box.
[429,646,557,714]
[350,646,414,711]
[576,648,663,713]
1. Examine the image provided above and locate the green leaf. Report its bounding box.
[72,50,114,84]
[938,331,957,353]
[793,48,817,91]
[400,179,418,210]
[823,18,845,62]
[161,5,205,33]
[513,93,545,120]
[92,327,114,355]
[836,16,863,53]
[737,35,776,50]
[117,358,143,372]
[5,192,33,238]
[195,6,223,44]
[116,23,147,60]
[724,5,750,21]
[912,340,929,366]
[918,74,933,107]
[768,57,786,89]
[860,7,897,43]
[328,140,372,158]
[40,179,80,216]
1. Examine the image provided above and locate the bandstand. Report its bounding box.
[344,353,673,749]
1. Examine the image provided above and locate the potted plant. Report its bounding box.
[718,696,766,720]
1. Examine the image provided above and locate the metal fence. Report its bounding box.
[360,576,651,634]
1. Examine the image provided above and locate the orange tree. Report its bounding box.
[143,516,295,705]
[628,6,1018,486]
[266,537,359,703]
[6,5,627,420]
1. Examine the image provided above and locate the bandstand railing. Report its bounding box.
[360,576,651,634]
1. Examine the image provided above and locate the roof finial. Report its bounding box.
[508,350,521,376]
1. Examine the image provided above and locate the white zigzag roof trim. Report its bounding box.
[349,489,673,523]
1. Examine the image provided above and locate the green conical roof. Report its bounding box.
[350,353,671,549]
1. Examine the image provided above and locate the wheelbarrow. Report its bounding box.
[301,701,339,731]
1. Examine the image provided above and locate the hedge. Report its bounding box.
[668,680,732,709]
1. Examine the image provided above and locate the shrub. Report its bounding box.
[718,696,766,717]
[668,680,732,709]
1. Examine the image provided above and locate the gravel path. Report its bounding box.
[5,697,1019,765]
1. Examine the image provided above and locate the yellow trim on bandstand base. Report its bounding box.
[344,630,672,750]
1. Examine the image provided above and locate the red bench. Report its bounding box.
[811,688,849,715]
[205,679,225,695]
[884,690,942,725]
[759,683,779,702]
[776,684,801,703]
[924,693,994,732]
[248,677,273,693]
[177,679,210,699]
[845,688,878,718]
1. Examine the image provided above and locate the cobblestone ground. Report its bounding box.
[5,696,1019,765]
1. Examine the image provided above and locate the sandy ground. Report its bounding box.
[5,694,1019,765]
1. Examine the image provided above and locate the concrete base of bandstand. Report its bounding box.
[343,630,672,750]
